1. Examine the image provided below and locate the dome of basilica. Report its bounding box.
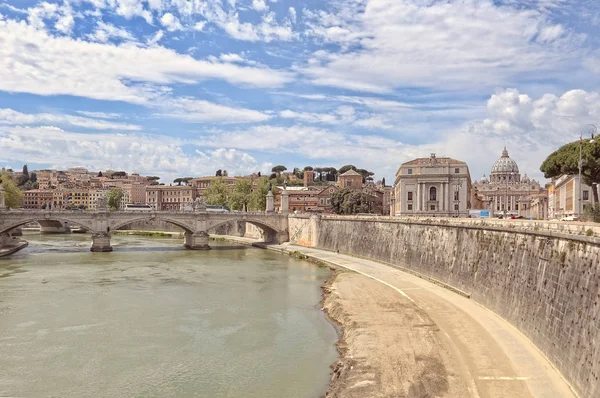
[491,147,519,174]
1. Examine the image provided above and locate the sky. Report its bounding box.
[0,0,599,185]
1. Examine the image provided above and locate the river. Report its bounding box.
[0,233,338,397]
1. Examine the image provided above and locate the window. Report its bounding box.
[583,190,589,200]
[408,204,413,210]
[455,168,459,174]
[454,204,459,211]
[429,187,437,201]
[407,191,413,201]
[430,205,435,211]
[454,191,459,201]
[407,169,412,175]
[515,204,519,210]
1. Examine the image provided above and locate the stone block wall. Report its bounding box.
[288,215,600,398]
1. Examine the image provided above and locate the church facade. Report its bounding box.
[473,147,541,217]
[392,153,471,217]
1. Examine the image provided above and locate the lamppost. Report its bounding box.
[579,124,596,218]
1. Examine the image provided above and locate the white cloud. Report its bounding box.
[113,0,153,23]
[288,7,297,23]
[193,21,206,31]
[463,88,600,179]
[147,29,164,45]
[0,126,267,180]
[160,12,182,32]
[76,111,123,119]
[87,21,136,43]
[302,0,582,93]
[159,97,271,123]
[187,3,294,42]
[0,18,293,104]
[0,108,141,131]
[219,53,245,63]
[252,0,268,12]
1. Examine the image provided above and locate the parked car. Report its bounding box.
[560,216,579,221]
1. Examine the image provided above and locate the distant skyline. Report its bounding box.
[1,0,599,183]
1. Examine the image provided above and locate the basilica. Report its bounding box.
[473,147,542,217]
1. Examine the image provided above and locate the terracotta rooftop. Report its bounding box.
[339,169,362,176]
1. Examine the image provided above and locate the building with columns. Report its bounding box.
[392,153,471,217]
[473,147,542,218]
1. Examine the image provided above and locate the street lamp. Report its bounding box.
[579,124,596,218]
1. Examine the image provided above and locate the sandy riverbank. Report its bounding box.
[321,271,472,398]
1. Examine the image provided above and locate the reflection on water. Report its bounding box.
[0,233,337,398]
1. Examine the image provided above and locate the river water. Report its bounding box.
[0,233,338,397]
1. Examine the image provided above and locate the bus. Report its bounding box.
[206,205,230,213]
[124,204,153,211]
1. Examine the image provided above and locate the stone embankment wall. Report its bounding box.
[289,215,600,398]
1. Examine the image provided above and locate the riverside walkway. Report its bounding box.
[217,235,576,398]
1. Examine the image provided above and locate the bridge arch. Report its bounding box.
[109,215,195,234]
[207,217,286,243]
[0,217,96,236]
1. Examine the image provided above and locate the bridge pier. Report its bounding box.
[184,231,210,250]
[91,233,112,252]
[263,230,289,244]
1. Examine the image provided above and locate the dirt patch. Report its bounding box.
[322,272,471,398]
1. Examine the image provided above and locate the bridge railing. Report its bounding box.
[0,209,283,216]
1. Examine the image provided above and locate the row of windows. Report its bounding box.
[406,188,459,201]
[407,168,460,175]
[406,204,460,211]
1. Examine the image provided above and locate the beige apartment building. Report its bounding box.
[392,153,471,217]
[547,175,598,219]
[146,185,198,210]
[23,189,54,209]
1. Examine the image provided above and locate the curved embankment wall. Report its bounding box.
[289,215,600,398]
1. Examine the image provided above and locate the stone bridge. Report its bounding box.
[0,210,289,251]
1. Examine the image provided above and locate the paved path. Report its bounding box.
[215,236,577,398]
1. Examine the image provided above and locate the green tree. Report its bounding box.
[107,188,124,211]
[382,177,386,186]
[314,167,323,181]
[215,169,222,177]
[303,166,314,171]
[22,164,29,179]
[541,138,600,202]
[1,172,23,208]
[230,179,253,211]
[147,176,160,185]
[271,165,287,174]
[248,177,269,211]
[22,180,39,190]
[204,177,230,206]
[325,167,338,181]
[173,178,183,186]
[331,187,371,215]
[338,165,357,175]
[356,168,375,183]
